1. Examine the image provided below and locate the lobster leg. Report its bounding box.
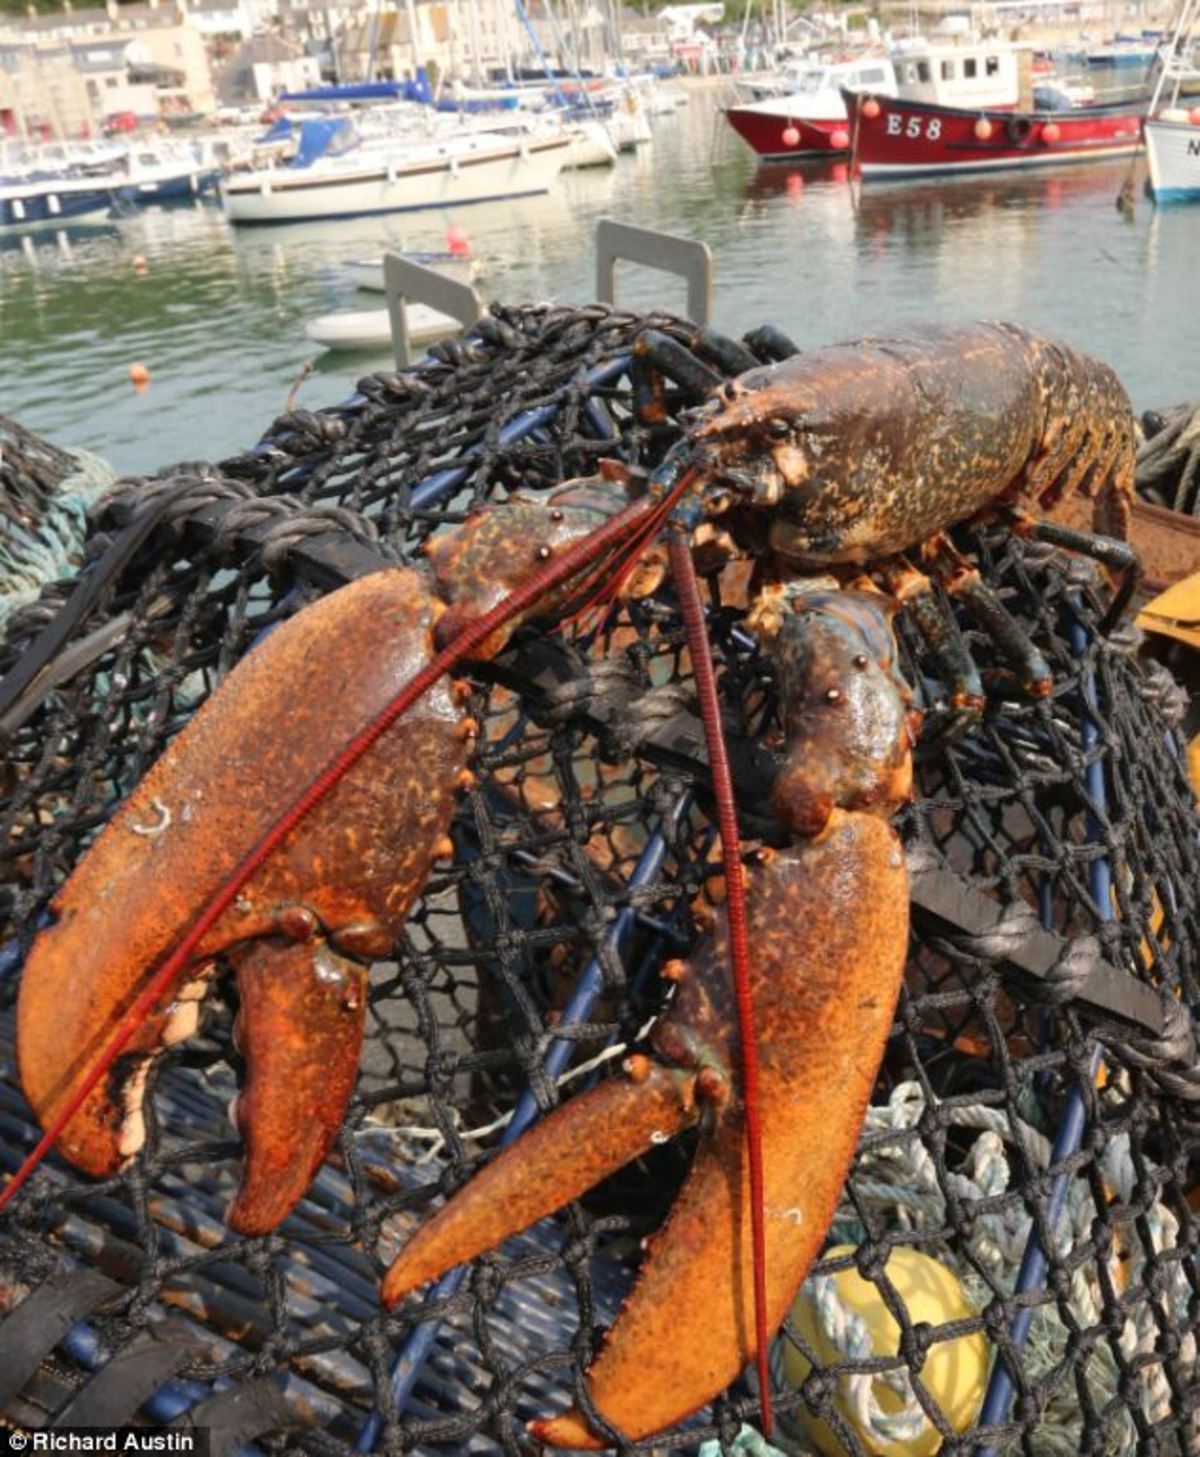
[228,936,368,1235]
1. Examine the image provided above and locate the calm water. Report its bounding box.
[2,88,1198,477]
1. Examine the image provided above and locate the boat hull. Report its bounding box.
[0,180,115,229]
[1144,116,1200,202]
[121,168,221,204]
[845,91,1142,178]
[725,102,850,159]
[222,138,569,224]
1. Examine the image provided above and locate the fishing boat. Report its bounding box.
[726,35,1025,162]
[1143,0,1200,203]
[725,54,899,159]
[845,90,1143,179]
[222,117,571,225]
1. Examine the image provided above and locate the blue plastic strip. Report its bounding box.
[405,354,630,512]
[974,605,1110,1455]
[355,806,685,1451]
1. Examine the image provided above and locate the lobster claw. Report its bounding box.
[228,935,368,1234]
[384,826,910,1448]
[16,567,469,1233]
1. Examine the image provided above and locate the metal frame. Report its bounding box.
[383,253,484,368]
[595,218,713,326]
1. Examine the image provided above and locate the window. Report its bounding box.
[917,60,931,82]
[986,56,1000,75]
[941,59,955,79]
[964,57,977,78]
[860,67,887,84]
[105,75,118,88]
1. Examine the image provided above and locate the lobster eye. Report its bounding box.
[767,418,790,440]
[853,654,869,670]
[722,381,738,402]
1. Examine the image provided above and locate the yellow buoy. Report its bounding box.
[782,1245,988,1457]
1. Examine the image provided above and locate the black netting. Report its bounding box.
[1,303,1198,1457]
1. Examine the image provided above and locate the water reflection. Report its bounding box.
[1,92,1198,475]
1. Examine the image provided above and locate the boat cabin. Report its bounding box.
[778,55,899,100]
[891,39,1022,109]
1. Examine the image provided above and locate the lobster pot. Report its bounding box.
[0,303,1197,1457]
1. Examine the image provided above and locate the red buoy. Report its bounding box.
[446,224,470,255]
[862,97,881,120]
[830,128,850,150]
[1189,107,1200,124]
[782,126,801,148]
[1042,121,1061,143]
[974,117,994,141]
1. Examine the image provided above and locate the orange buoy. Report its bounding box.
[1189,107,1200,124]
[830,128,850,150]
[974,117,994,141]
[128,362,151,388]
[1042,121,1061,143]
[782,126,801,148]
[862,97,881,120]
[132,253,148,275]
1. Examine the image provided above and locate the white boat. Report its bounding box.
[606,90,653,151]
[305,303,463,352]
[1143,0,1200,203]
[344,251,484,292]
[222,116,571,225]
[563,118,619,168]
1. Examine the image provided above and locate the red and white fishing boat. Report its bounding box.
[725,34,1027,162]
[725,55,899,159]
[844,89,1144,178]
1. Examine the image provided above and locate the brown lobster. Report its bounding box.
[4,321,1139,1443]
[382,586,916,1447]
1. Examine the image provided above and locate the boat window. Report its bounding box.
[917,61,931,82]
[964,57,978,77]
[941,59,955,79]
[861,67,887,84]
[905,63,917,82]
[986,56,1001,75]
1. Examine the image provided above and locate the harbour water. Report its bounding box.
[2,87,1197,477]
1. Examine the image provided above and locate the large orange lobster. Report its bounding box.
[2,321,1139,1445]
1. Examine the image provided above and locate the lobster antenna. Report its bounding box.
[0,475,698,1215]
[666,532,772,1438]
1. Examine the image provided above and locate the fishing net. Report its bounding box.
[0,303,1198,1457]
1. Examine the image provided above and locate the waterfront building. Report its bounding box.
[0,2,216,137]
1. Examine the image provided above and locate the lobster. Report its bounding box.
[381,586,917,1447]
[3,320,1140,1444]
